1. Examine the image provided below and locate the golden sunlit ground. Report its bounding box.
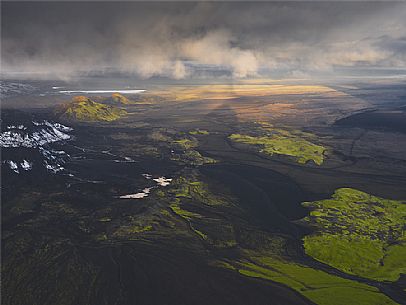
[154,84,346,102]
[145,83,365,124]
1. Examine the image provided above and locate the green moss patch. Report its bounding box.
[148,130,216,165]
[302,188,406,281]
[229,124,325,165]
[170,177,228,207]
[189,129,210,135]
[167,177,236,247]
[222,253,397,305]
[173,138,198,150]
[170,200,202,220]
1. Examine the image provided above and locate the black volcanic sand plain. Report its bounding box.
[2,82,406,305]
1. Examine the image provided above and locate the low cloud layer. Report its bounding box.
[2,2,406,79]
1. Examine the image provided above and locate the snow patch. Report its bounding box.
[153,177,173,186]
[1,120,73,174]
[119,188,152,199]
[21,160,33,171]
[7,160,19,173]
[118,175,172,200]
[1,120,72,148]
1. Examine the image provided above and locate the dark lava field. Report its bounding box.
[1,79,406,305]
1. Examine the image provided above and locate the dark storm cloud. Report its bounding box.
[1,1,406,79]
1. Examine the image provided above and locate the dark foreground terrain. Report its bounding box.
[1,80,406,305]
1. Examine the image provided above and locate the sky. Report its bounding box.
[1,1,406,80]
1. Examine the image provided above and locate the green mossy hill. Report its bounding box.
[302,188,406,281]
[220,251,397,305]
[111,93,131,104]
[59,96,127,122]
[229,123,326,165]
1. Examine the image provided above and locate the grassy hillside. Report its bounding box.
[58,96,127,122]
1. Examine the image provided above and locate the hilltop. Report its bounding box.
[111,93,131,104]
[57,96,127,122]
